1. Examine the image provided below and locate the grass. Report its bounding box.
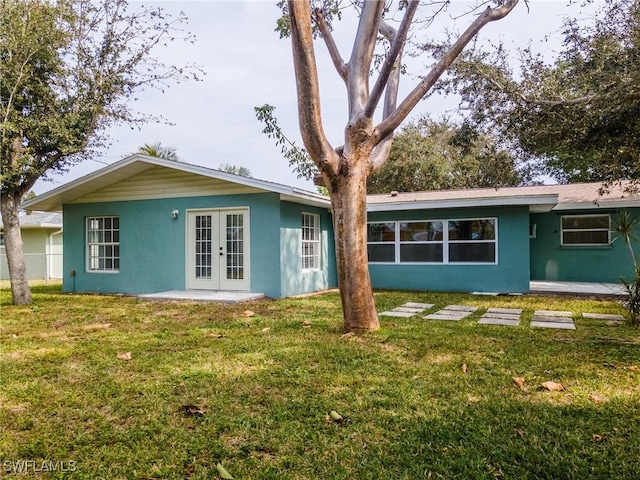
[1,285,639,479]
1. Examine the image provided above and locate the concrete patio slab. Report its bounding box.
[138,290,265,304]
[530,281,626,297]
[393,307,427,313]
[424,312,468,321]
[582,313,625,321]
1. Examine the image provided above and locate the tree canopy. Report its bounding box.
[367,117,528,194]
[137,142,179,161]
[443,0,640,191]
[0,0,200,304]
[218,163,252,177]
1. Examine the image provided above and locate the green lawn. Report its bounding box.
[1,285,638,479]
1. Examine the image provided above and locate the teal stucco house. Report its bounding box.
[23,155,336,298]
[24,154,638,297]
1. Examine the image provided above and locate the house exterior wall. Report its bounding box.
[530,207,638,283]
[367,206,531,293]
[279,201,337,297]
[62,193,285,297]
[0,228,61,280]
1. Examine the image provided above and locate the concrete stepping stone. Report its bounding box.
[478,307,522,326]
[487,308,523,315]
[531,320,576,330]
[532,315,574,324]
[424,305,477,321]
[534,310,573,317]
[379,302,434,318]
[444,305,478,312]
[403,302,434,309]
[478,318,520,327]
[582,313,625,321]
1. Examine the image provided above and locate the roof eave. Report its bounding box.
[366,194,559,212]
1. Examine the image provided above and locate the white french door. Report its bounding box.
[186,209,249,291]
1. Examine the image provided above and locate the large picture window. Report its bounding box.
[367,218,497,264]
[302,213,321,270]
[561,214,610,246]
[86,216,120,272]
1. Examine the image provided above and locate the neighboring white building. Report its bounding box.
[0,212,63,281]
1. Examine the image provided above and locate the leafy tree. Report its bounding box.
[0,0,200,305]
[280,0,519,332]
[367,117,528,194]
[218,163,252,177]
[137,142,179,161]
[443,0,640,191]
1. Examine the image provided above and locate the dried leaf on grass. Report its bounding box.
[208,333,225,338]
[513,377,526,390]
[242,310,255,318]
[183,405,205,416]
[588,393,606,404]
[216,462,234,479]
[462,363,468,374]
[541,381,565,392]
[261,327,271,333]
[116,352,132,361]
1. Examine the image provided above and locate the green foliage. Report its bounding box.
[1,285,638,478]
[0,0,201,196]
[254,104,316,181]
[621,265,640,326]
[367,117,529,194]
[137,142,179,162]
[218,163,252,177]
[443,0,640,189]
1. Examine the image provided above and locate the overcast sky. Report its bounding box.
[33,0,600,195]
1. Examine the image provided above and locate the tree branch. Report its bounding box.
[288,0,338,178]
[314,8,348,82]
[347,1,385,116]
[376,0,519,140]
[364,0,419,119]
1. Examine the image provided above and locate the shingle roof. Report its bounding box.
[366,181,639,212]
[0,212,63,229]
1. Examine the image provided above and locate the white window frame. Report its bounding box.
[367,217,498,265]
[86,216,120,273]
[301,213,321,271]
[560,214,611,246]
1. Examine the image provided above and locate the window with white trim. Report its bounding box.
[302,213,321,270]
[367,218,497,264]
[86,216,120,272]
[561,214,610,246]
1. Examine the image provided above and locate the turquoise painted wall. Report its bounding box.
[62,193,284,297]
[367,206,531,293]
[530,208,638,282]
[279,202,337,297]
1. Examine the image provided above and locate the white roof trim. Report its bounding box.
[366,194,559,212]
[553,200,640,211]
[22,154,331,211]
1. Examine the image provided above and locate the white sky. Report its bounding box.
[33,0,601,195]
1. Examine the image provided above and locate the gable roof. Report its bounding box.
[0,212,63,230]
[367,182,639,213]
[21,154,331,212]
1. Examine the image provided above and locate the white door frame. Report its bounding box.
[185,208,250,291]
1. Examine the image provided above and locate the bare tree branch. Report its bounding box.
[314,7,348,82]
[375,0,519,141]
[347,1,385,117]
[364,0,419,119]
[288,0,339,177]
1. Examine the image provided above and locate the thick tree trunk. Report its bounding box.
[330,158,379,333]
[0,191,32,305]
